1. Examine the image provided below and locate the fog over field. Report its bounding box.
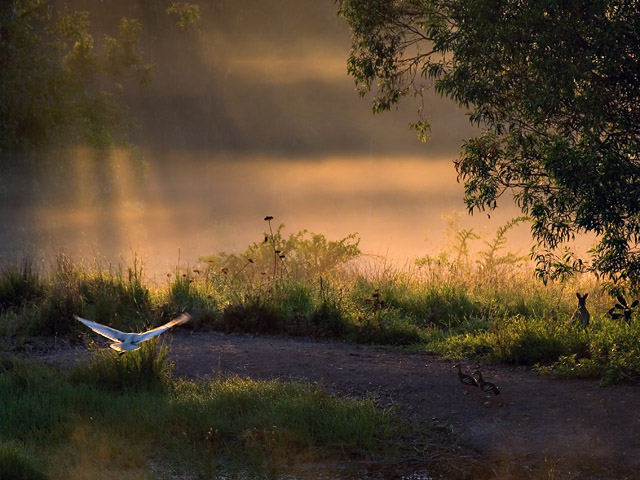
[0,0,538,275]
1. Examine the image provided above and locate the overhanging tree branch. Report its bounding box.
[338,0,640,287]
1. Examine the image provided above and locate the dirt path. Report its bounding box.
[45,331,640,478]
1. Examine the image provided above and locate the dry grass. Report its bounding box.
[1,219,638,384]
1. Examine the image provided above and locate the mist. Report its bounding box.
[0,0,534,276]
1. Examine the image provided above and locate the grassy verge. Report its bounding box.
[0,343,403,479]
[1,219,640,384]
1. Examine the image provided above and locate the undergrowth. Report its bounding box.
[1,217,640,384]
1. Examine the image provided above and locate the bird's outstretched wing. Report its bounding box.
[136,313,191,343]
[75,315,127,342]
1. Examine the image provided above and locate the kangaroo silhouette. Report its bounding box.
[571,293,590,328]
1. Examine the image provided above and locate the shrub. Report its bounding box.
[200,221,361,284]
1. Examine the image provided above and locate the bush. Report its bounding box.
[200,221,361,285]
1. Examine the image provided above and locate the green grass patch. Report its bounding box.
[0,442,47,480]
[0,353,400,478]
[428,316,589,364]
[68,338,173,392]
[539,317,640,384]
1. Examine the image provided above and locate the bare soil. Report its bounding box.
[42,331,640,479]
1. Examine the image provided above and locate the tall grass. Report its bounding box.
[2,218,640,383]
[0,252,43,310]
[68,338,173,391]
[0,254,154,339]
[0,441,46,480]
[0,354,399,478]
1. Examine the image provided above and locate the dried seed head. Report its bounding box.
[264,216,274,221]
[248,258,254,263]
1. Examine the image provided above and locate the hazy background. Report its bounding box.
[0,0,534,276]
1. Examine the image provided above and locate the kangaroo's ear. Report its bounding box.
[576,292,581,299]
[584,293,588,299]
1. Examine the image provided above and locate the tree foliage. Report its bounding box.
[0,0,200,154]
[337,0,640,286]
[0,0,156,152]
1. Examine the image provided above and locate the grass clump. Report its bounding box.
[68,338,173,392]
[0,253,43,310]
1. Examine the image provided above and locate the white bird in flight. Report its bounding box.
[75,313,191,352]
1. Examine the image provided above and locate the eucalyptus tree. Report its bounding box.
[338,0,640,286]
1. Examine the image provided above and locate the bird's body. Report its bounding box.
[570,292,590,328]
[75,313,191,352]
[474,370,500,396]
[454,363,479,393]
